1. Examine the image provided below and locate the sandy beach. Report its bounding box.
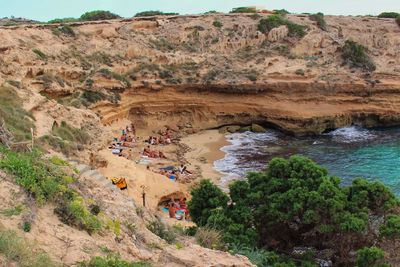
[181,129,229,184]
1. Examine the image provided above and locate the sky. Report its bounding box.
[0,0,399,22]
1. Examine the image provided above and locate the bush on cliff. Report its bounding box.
[342,40,376,71]
[258,15,307,38]
[356,247,387,267]
[80,10,121,21]
[134,10,178,17]
[309,12,327,31]
[230,7,257,13]
[188,156,399,265]
[0,86,34,142]
[0,147,102,234]
[378,12,400,18]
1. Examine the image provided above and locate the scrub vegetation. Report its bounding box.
[188,156,399,266]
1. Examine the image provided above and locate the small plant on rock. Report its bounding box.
[342,40,376,71]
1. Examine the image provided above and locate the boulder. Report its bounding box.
[238,126,252,132]
[227,125,242,133]
[251,123,267,133]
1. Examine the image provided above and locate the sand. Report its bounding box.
[181,130,228,183]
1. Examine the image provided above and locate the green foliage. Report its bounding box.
[189,156,399,264]
[81,90,107,105]
[55,25,75,37]
[32,48,47,60]
[54,197,102,234]
[356,247,387,267]
[48,17,79,24]
[204,10,218,14]
[0,204,25,217]
[0,227,56,267]
[0,148,102,234]
[258,15,307,38]
[98,68,130,87]
[342,40,376,71]
[0,148,68,204]
[309,12,327,30]
[377,12,400,18]
[380,215,400,237]
[147,219,176,244]
[230,7,257,13]
[22,221,31,232]
[0,86,34,141]
[52,121,90,145]
[195,227,225,250]
[213,20,223,28]
[80,10,121,21]
[150,38,176,52]
[229,244,296,267]
[134,11,178,17]
[273,9,290,15]
[188,179,229,226]
[295,69,305,76]
[87,51,113,66]
[79,253,150,267]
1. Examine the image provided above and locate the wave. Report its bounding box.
[214,131,278,189]
[325,126,376,143]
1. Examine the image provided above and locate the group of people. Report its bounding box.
[165,198,189,221]
[142,145,167,159]
[152,164,194,183]
[109,123,137,158]
[145,127,173,146]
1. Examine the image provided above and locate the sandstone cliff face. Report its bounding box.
[1,13,399,136]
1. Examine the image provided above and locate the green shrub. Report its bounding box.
[32,49,47,60]
[0,227,55,267]
[87,51,113,66]
[188,156,399,265]
[213,20,223,28]
[377,12,399,18]
[380,215,400,237]
[0,204,25,217]
[81,90,106,105]
[309,12,327,30]
[0,86,34,141]
[54,197,102,234]
[356,247,387,267]
[98,69,130,87]
[188,179,228,226]
[229,244,296,267]
[342,40,376,71]
[134,11,178,17]
[273,9,290,15]
[204,10,218,14]
[22,221,31,232]
[0,148,67,204]
[230,7,257,13]
[195,227,225,250]
[48,17,79,24]
[79,253,150,267]
[150,38,176,52]
[52,121,90,145]
[248,13,262,20]
[80,10,121,21]
[147,219,176,244]
[258,15,307,38]
[56,25,75,37]
[295,68,305,76]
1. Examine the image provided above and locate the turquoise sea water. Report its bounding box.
[214,127,400,194]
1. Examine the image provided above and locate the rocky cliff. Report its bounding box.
[0,14,399,136]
